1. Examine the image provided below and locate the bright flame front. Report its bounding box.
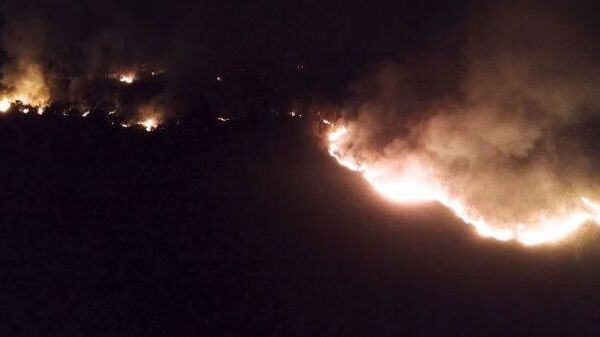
[326,123,599,246]
[0,98,10,112]
[138,118,158,132]
[119,73,136,84]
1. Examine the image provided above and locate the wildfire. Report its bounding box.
[135,103,164,132]
[582,197,600,223]
[137,118,158,132]
[0,95,163,134]
[0,98,10,112]
[0,62,168,134]
[1,61,50,108]
[0,61,50,114]
[119,73,136,84]
[326,123,599,246]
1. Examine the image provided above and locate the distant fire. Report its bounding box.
[137,118,158,132]
[326,122,600,246]
[1,61,50,108]
[0,98,10,112]
[135,103,164,132]
[0,59,50,116]
[119,73,136,84]
[0,61,171,133]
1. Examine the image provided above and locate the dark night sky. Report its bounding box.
[0,0,470,97]
[1,1,600,336]
[2,0,598,110]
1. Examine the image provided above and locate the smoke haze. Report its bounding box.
[328,2,600,242]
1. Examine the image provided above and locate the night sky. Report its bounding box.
[1,1,600,336]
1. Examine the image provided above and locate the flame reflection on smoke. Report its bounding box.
[326,123,599,246]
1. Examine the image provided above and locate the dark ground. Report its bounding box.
[1,115,600,336]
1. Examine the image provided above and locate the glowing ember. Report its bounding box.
[0,98,10,112]
[216,116,230,122]
[82,110,90,117]
[22,108,29,114]
[326,124,599,246]
[138,118,158,132]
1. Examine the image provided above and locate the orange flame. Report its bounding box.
[0,60,50,113]
[0,98,10,112]
[1,62,50,108]
[134,103,163,132]
[119,72,136,84]
[137,118,158,132]
[327,123,598,246]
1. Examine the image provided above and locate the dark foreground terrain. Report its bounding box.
[1,115,600,336]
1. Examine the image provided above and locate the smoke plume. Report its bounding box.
[328,3,600,244]
[0,17,51,106]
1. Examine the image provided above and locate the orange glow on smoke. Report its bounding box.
[134,103,163,132]
[326,123,599,246]
[1,62,50,108]
[137,118,158,132]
